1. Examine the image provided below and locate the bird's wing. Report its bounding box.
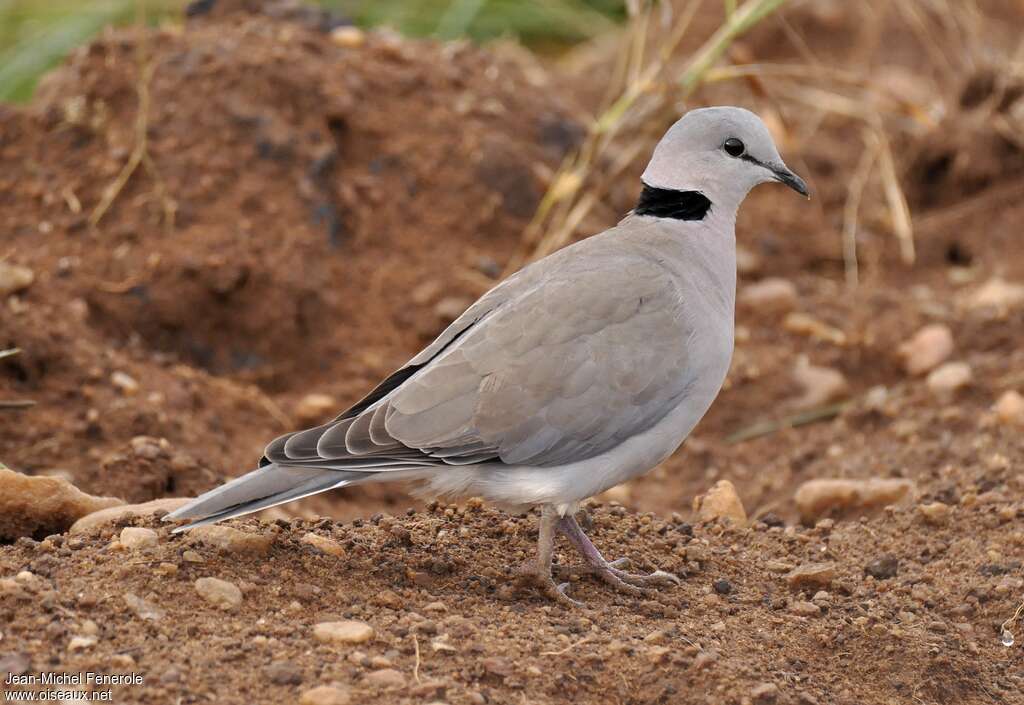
[266,238,696,470]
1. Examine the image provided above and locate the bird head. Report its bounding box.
[641,106,809,214]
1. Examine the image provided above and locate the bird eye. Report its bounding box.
[723,138,745,157]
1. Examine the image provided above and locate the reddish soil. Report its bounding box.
[2,1,1024,703]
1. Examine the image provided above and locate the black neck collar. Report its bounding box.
[633,183,711,221]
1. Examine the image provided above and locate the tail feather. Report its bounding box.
[164,464,366,532]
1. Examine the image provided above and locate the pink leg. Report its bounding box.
[516,506,583,606]
[556,513,681,596]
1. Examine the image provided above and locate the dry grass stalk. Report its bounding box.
[510,0,791,273]
[90,4,175,230]
[842,130,881,288]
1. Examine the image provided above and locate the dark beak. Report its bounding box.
[771,164,810,198]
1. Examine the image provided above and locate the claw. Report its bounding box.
[516,565,584,607]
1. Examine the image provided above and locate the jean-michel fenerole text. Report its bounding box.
[5,672,144,687]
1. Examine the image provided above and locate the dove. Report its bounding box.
[166,106,808,605]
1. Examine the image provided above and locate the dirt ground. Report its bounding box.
[2,1,1024,703]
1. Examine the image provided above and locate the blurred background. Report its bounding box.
[2,0,1022,520]
[0,0,631,102]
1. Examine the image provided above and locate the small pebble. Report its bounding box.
[795,478,914,522]
[373,590,403,610]
[792,356,848,409]
[68,636,97,651]
[301,532,346,557]
[785,563,837,589]
[968,277,1024,311]
[918,501,950,525]
[926,361,971,395]
[738,278,798,315]
[187,525,274,556]
[110,371,139,395]
[194,577,243,610]
[300,686,352,705]
[789,600,821,617]
[124,592,165,621]
[898,324,953,375]
[995,390,1024,426]
[864,556,899,580]
[265,660,303,685]
[364,668,406,689]
[713,579,732,595]
[0,262,34,297]
[693,480,747,524]
[314,621,374,644]
[925,362,970,397]
[119,527,158,550]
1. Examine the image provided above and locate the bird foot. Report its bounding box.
[515,561,583,607]
[581,557,681,597]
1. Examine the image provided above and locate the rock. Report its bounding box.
[119,527,158,550]
[738,278,798,315]
[71,498,191,533]
[194,577,243,610]
[785,562,837,589]
[864,556,899,580]
[792,356,848,409]
[313,621,374,645]
[295,393,337,425]
[918,501,951,525]
[124,592,165,621]
[187,525,274,556]
[783,313,846,345]
[898,324,953,375]
[693,480,747,524]
[764,560,793,574]
[329,26,365,49]
[373,590,403,610]
[301,532,346,557]
[265,660,303,685]
[712,579,732,595]
[68,636,97,651]
[110,371,139,395]
[794,478,915,522]
[0,466,122,540]
[300,686,352,705]
[967,277,1024,312]
[0,262,34,297]
[365,668,406,689]
[926,361,971,395]
[994,390,1024,426]
[789,601,821,616]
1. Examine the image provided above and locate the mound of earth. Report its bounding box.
[0,1,579,504]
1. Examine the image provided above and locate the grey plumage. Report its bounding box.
[166,106,808,606]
